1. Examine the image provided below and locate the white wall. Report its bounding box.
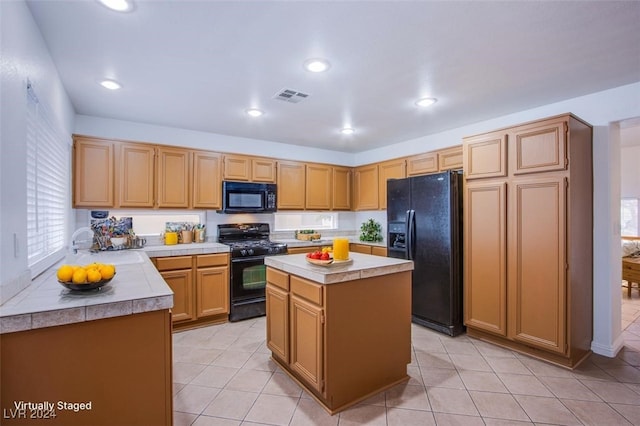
[621,145,640,199]
[0,1,75,303]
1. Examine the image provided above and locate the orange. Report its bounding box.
[72,268,88,284]
[56,265,74,282]
[87,269,102,283]
[100,264,115,280]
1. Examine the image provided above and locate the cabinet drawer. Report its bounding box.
[267,267,289,291]
[154,256,193,271]
[196,253,229,268]
[350,243,372,255]
[291,276,323,306]
[371,246,387,257]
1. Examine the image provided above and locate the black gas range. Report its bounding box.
[217,223,287,321]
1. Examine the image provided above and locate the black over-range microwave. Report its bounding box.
[218,181,277,214]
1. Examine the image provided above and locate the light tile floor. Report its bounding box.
[173,289,640,426]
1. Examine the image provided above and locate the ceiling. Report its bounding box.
[26,0,640,153]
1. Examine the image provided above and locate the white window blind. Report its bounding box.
[26,81,69,276]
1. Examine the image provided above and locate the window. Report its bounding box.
[274,212,338,231]
[621,198,639,236]
[26,81,70,277]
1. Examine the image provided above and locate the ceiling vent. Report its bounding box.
[273,88,310,103]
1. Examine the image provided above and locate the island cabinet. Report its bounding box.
[153,253,229,329]
[265,253,413,414]
[463,113,593,368]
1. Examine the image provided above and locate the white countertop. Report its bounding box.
[0,242,230,334]
[265,252,413,285]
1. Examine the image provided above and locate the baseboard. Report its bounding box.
[591,335,624,358]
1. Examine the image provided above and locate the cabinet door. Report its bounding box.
[353,164,379,210]
[290,295,324,394]
[196,266,229,317]
[306,163,332,210]
[332,166,352,210]
[464,182,507,336]
[161,269,194,322]
[118,143,155,208]
[277,161,306,209]
[266,284,290,363]
[156,147,189,208]
[378,159,406,209]
[407,152,438,176]
[73,138,114,207]
[252,158,276,183]
[438,146,463,171]
[371,246,387,257]
[464,131,507,180]
[223,155,251,181]
[192,151,222,209]
[512,119,567,175]
[349,243,372,255]
[508,177,566,354]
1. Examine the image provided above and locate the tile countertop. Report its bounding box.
[0,243,230,334]
[265,252,413,285]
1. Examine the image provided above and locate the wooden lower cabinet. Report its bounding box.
[349,243,387,257]
[266,267,411,414]
[154,253,230,329]
[1,310,172,425]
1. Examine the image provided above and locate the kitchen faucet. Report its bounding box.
[70,227,93,254]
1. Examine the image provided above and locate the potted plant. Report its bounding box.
[359,218,383,242]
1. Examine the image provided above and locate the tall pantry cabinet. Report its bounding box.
[463,113,593,368]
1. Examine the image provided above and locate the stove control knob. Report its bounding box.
[248,248,254,256]
[240,249,247,256]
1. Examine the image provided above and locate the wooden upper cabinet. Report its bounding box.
[378,159,406,209]
[407,152,438,176]
[511,118,567,175]
[192,151,222,209]
[464,131,508,180]
[252,158,276,183]
[118,143,155,208]
[156,146,189,208]
[353,164,379,210]
[73,137,115,207]
[332,166,352,210]
[223,154,276,182]
[223,154,251,181]
[277,160,306,209]
[438,145,463,171]
[306,163,332,210]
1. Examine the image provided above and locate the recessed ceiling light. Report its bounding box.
[98,0,134,12]
[341,127,355,135]
[245,108,264,117]
[99,79,122,90]
[304,58,331,73]
[415,97,437,107]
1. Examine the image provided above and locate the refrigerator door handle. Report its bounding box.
[407,209,416,260]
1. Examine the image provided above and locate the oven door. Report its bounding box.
[230,256,267,303]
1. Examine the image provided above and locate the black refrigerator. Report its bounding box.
[387,170,463,336]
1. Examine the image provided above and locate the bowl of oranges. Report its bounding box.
[56,263,116,291]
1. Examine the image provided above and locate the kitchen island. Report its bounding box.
[264,252,414,414]
[0,243,228,426]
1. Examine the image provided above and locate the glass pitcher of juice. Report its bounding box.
[333,238,350,261]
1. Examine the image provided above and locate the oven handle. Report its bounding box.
[230,255,267,264]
